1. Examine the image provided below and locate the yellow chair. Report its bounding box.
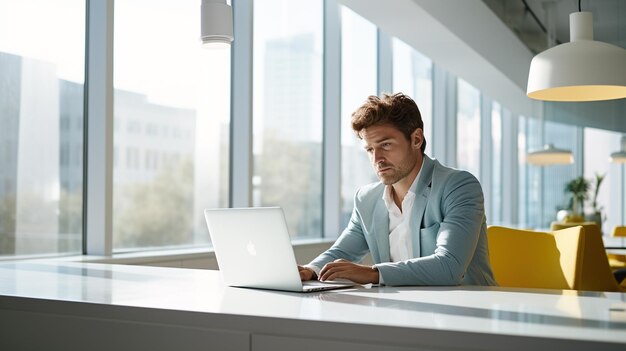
[544,223,622,291]
[607,255,626,270]
[607,226,626,273]
[550,221,597,231]
[612,226,626,237]
[487,226,585,290]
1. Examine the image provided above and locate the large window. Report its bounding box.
[392,38,433,157]
[340,6,378,229]
[542,121,578,228]
[517,117,578,229]
[6,0,626,259]
[584,128,622,232]
[456,79,481,178]
[113,0,230,251]
[491,102,503,224]
[252,0,324,239]
[518,116,541,228]
[0,0,85,257]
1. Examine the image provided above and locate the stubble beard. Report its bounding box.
[376,156,418,186]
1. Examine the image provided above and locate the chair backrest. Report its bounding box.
[550,221,596,231]
[487,226,585,290]
[612,226,626,237]
[575,223,620,292]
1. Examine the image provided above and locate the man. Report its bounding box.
[299,93,496,286]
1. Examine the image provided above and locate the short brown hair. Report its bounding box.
[351,92,426,153]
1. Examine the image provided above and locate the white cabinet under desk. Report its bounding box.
[0,261,625,351]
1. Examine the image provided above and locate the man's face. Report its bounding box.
[360,124,422,185]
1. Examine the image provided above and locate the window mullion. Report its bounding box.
[230,0,253,208]
[322,0,341,238]
[84,0,114,256]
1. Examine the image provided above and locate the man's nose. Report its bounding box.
[373,149,384,164]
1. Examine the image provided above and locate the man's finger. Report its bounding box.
[298,266,315,281]
[320,265,346,281]
[321,261,348,272]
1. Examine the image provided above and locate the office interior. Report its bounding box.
[1,0,626,350]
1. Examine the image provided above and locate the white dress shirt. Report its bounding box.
[383,170,421,262]
[307,162,423,283]
[378,170,422,284]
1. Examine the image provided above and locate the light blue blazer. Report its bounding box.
[310,156,497,286]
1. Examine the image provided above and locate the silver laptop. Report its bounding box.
[204,207,356,292]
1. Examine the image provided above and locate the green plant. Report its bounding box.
[564,176,589,216]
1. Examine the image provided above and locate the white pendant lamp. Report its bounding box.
[527,144,574,165]
[610,136,626,163]
[201,0,233,49]
[527,6,626,102]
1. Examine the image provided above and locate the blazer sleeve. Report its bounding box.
[308,195,371,270]
[375,171,485,286]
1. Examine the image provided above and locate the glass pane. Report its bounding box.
[456,79,480,179]
[491,102,502,224]
[543,121,577,228]
[0,0,85,257]
[253,0,323,239]
[518,116,528,226]
[584,128,621,233]
[113,0,230,251]
[519,116,541,228]
[392,38,433,157]
[527,117,542,228]
[340,6,377,230]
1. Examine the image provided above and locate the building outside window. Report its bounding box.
[0,0,85,257]
[113,0,230,251]
[252,0,324,239]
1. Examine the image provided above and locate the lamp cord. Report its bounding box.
[579,0,582,12]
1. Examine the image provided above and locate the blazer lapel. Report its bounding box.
[410,156,434,257]
[372,199,391,263]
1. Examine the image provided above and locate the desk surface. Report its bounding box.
[604,236,626,249]
[1,261,625,350]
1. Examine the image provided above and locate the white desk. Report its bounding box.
[604,236,626,249]
[1,261,625,351]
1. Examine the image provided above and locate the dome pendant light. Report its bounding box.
[527,144,574,165]
[526,2,626,102]
[610,136,626,163]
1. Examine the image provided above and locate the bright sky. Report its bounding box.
[114,0,224,109]
[0,0,85,82]
[0,0,231,112]
[1,0,371,119]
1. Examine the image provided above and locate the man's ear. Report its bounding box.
[412,128,423,150]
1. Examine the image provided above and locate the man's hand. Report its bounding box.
[298,266,317,281]
[319,259,379,284]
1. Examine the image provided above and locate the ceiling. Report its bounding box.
[483,0,626,54]
[338,0,626,129]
